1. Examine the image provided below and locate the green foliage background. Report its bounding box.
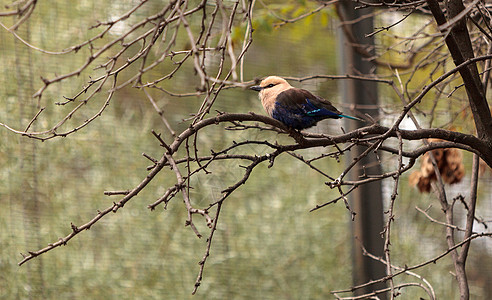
[0,1,491,299]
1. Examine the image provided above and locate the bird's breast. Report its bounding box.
[259,89,279,117]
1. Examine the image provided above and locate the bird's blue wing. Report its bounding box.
[272,88,343,129]
[276,88,342,117]
[303,98,342,118]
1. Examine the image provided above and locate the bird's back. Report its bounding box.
[272,88,343,129]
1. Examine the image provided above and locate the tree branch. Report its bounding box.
[426,0,492,145]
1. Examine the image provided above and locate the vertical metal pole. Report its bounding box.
[336,1,387,298]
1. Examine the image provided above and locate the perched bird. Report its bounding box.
[250,76,362,130]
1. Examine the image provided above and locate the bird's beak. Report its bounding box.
[250,85,263,92]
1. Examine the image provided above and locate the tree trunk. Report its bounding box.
[337,1,387,298]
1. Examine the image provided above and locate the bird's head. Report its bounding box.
[250,76,292,115]
[250,76,291,93]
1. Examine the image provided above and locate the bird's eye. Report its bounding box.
[266,83,275,88]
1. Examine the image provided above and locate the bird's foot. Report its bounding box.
[288,129,306,144]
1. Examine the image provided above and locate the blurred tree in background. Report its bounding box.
[0,0,491,299]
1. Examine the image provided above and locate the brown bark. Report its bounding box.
[426,0,492,143]
[425,1,492,299]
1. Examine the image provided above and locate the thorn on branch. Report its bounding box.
[40,76,50,84]
[71,223,79,233]
[56,96,75,106]
[151,130,172,153]
[142,152,158,164]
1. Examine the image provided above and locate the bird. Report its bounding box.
[250,76,363,130]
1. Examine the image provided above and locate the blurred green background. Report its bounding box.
[0,1,491,299]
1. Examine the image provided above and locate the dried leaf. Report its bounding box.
[409,171,422,186]
[409,139,465,193]
[417,175,432,193]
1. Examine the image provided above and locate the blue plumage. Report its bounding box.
[251,76,362,129]
[272,99,340,129]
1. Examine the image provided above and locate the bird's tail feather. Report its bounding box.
[339,114,365,122]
